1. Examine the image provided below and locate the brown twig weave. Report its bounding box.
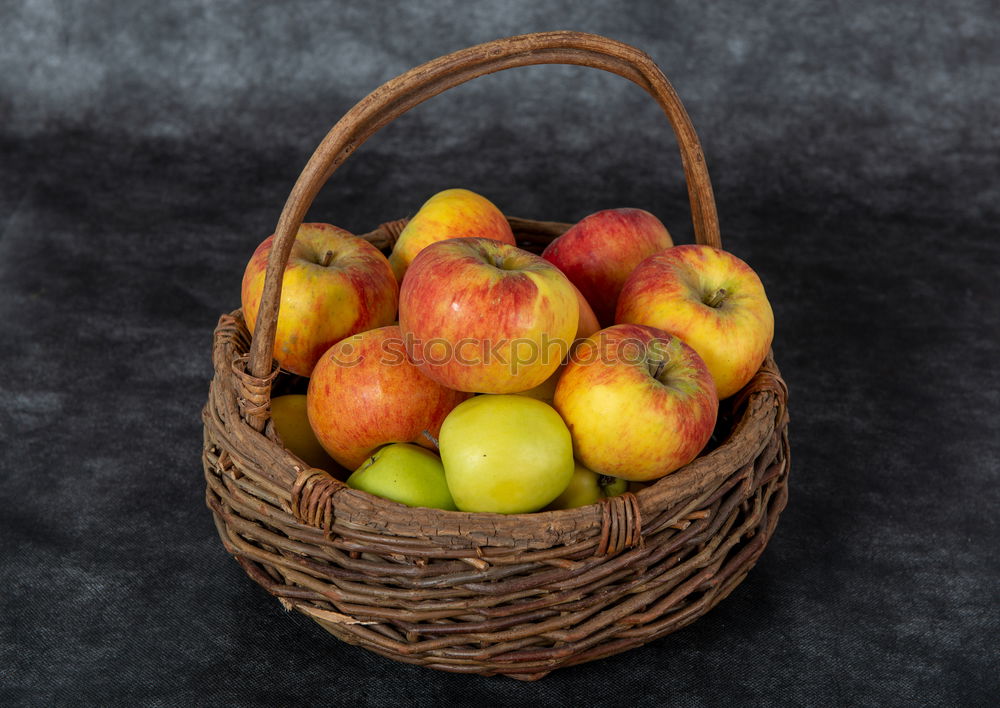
[201,31,790,679]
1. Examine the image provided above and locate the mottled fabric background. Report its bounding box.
[1,1,998,706]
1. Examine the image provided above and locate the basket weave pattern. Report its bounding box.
[201,32,790,680]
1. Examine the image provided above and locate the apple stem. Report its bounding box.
[421,429,440,450]
[320,250,334,267]
[598,475,617,489]
[648,359,667,380]
[705,288,727,308]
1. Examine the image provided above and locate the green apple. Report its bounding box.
[439,395,574,514]
[548,462,628,510]
[347,443,457,510]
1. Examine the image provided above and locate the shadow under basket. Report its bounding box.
[201,31,790,680]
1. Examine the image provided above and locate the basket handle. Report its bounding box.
[246,31,721,381]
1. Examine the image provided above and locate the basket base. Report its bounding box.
[203,309,790,678]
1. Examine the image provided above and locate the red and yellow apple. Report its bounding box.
[615,244,774,399]
[569,284,602,341]
[553,323,718,481]
[388,188,515,282]
[306,325,469,469]
[241,223,397,377]
[542,208,673,326]
[398,237,579,394]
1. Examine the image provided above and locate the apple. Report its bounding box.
[572,284,603,340]
[347,443,457,510]
[511,366,562,405]
[547,462,628,509]
[269,394,344,476]
[553,323,718,481]
[306,325,469,469]
[615,244,774,399]
[388,188,516,282]
[515,284,601,404]
[398,238,579,394]
[241,223,398,377]
[438,395,575,513]
[542,208,673,326]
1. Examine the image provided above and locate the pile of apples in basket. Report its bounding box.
[242,188,773,514]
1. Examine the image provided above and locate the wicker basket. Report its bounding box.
[202,31,790,680]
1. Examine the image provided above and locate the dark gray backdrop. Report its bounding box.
[2,1,998,706]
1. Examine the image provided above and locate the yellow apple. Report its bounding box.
[554,324,718,481]
[269,394,344,477]
[438,395,575,513]
[347,443,456,510]
[241,223,398,377]
[547,462,628,509]
[616,244,774,399]
[388,188,515,282]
